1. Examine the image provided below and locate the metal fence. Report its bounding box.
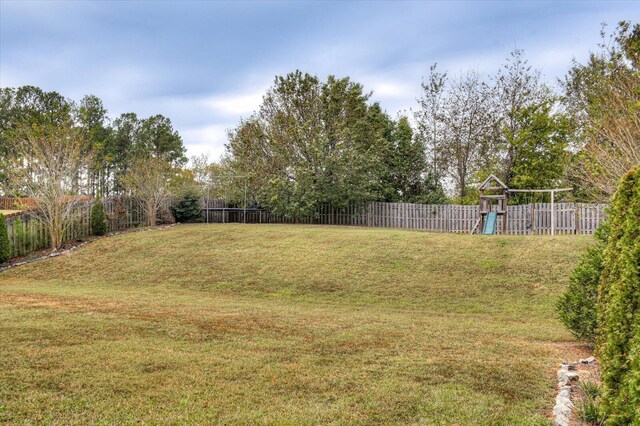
[3,197,170,258]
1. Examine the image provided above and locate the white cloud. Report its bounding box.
[181,124,229,160]
[201,90,265,117]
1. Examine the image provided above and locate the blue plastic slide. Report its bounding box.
[482,212,497,235]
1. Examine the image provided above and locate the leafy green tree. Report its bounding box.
[135,114,187,166]
[0,214,10,263]
[226,71,383,216]
[596,167,640,425]
[109,113,187,194]
[111,112,140,193]
[505,101,569,202]
[378,115,446,204]
[0,86,73,191]
[0,86,187,198]
[76,95,113,196]
[557,222,609,341]
[91,199,108,236]
[227,71,447,215]
[493,49,552,188]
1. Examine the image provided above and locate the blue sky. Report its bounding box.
[1,0,637,160]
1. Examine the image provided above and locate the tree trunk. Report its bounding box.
[49,220,63,250]
[148,202,156,227]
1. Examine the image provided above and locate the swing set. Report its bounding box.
[472,175,572,235]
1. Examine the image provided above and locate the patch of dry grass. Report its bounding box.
[0,224,593,424]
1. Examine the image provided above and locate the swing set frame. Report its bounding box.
[474,175,572,236]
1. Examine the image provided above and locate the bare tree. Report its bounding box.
[123,157,173,226]
[415,64,448,178]
[3,121,88,249]
[564,22,640,199]
[189,153,221,197]
[584,70,640,195]
[416,68,496,199]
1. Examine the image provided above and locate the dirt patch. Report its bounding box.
[0,291,304,342]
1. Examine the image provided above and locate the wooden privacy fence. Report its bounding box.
[3,197,171,258]
[369,202,608,235]
[3,197,608,260]
[202,199,608,236]
[368,202,607,235]
[0,197,38,210]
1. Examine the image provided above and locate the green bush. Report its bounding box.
[91,199,108,236]
[596,167,640,425]
[0,214,10,263]
[557,222,609,342]
[170,189,202,223]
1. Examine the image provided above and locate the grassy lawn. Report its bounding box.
[0,224,593,425]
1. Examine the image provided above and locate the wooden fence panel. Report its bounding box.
[313,202,604,235]
[3,198,610,263]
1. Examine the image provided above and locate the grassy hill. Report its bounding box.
[0,224,593,424]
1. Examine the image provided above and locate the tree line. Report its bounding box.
[1,22,637,221]
[0,86,186,196]
[216,21,640,213]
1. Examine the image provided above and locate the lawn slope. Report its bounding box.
[0,224,593,425]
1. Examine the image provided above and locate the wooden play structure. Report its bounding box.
[474,175,509,235]
[471,175,573,235]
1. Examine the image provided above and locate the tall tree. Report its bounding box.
[415,64,448,180]
[2,119,88,249]
[0,86,72,192]
[75,95,113,196]
[0,86,187,198]
[111,112,140,192]
[380,116,445,203]
[563,21,640,199]
[122,157,174,227]
[416,68,496,200]
[135,114,187,166]
[504,101,569,194]
[226,71,384,216]
[111,113,188,193]
[493,49,554,188]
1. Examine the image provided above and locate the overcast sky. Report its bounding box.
[1,0,637,160]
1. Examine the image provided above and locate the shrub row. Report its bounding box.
[558,167,640,424]
[557,222,609,341]
[596,167,640,425]
[0,214,9,263]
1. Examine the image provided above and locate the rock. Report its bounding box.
[553,360,582,425]
[553,390,574,426]
[580,356,596,364]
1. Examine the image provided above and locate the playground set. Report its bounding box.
[474,174,572,235]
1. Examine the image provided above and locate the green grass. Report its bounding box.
[0,224,593,425]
